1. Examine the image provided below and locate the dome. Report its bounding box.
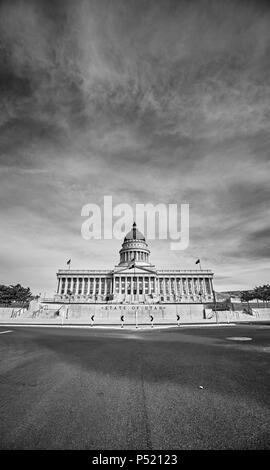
[118,222,150,266]
[124,222,145,242]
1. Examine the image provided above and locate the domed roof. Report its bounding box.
[124,222,145,241]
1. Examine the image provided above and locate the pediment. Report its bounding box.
[113,265,157,275]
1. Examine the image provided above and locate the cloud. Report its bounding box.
[0,0,270,293]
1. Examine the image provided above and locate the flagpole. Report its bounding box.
[134,258,136,303]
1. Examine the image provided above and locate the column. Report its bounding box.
[191,278,196,296]
[179,278,183,296]
[209,278,214,298]
[125,277,127,294]
[155,277,159,295]
[194,278,197,296]
[204,278,208,296]
[200,278,205,298]
[64,278,68,294]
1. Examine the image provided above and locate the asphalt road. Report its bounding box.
[0,324,270,450]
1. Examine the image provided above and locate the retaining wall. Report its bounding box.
[0,302,270,325]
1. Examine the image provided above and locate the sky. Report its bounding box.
[0,0,270,295]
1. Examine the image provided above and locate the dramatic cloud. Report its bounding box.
[0,0,269,293]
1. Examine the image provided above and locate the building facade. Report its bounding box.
[54,222,214,304]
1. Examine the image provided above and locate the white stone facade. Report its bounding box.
[53,223,214,304]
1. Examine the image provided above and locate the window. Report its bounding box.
[199,278,204,293]
[182,279,187,294]
[133,277,137,294]
[106,278,111,294]
[145,277,149,294]
[139,277,143,294]
[61,278,66,294]
[205,278,211,295]
[89,278,94,294]
[127,277,131,294]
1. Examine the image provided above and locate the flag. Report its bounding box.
[67,259,71,265]
[195,259,200,264]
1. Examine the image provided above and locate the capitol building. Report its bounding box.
[54,222,214,305]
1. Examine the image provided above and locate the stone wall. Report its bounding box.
[1,302,270,325]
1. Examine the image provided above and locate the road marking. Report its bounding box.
[226,337,252,341]
[0,330,13,334]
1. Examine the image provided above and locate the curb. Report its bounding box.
[0,322,237,330]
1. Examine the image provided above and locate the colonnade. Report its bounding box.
[120,251,149,263]
[57,275,213,298]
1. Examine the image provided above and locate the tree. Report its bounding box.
[0,284,32,305]
[253,285,270,305]
[240,290,255,303]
